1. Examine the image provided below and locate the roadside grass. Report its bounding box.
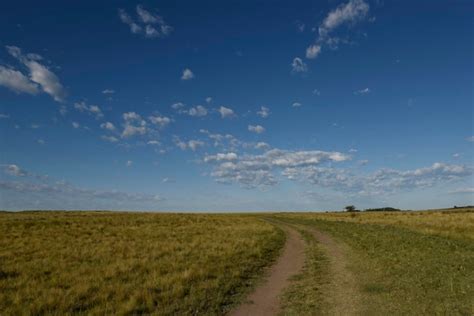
[0,211,285,315]
[276,209,474,240]
[279,229,330,315]
[272,214,474,315]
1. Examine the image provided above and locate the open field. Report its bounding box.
[272,210,474,315]
[0,209,473,315]
[0,212,284,315]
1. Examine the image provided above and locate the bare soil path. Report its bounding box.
[229,225,305,316]
[309,227,361,316]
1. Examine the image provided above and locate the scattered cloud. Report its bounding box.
[121,112,147,138]
[312,89,321,96]
[171,102,185,110]
[449,188,474,194]
[204,148,350,188]
[218,106,235,118]
[0,65,39,95]
[354,87,370,95]
[181,68,195,80]
[101,135,119,143]
[74,101,104,119]
[304,0,370,61]
[291,57,308,73]
[466,136,474,142]
[1,46,66,102]
[119,5,172,39]
[206,97,213,104]
[174,137,205,151]
[100,122,116,131]
[126,160,133,167]
[149,115,171,128]
[248,125,265,134]
[2,164,28,177]
[0,113,10,119]
[255,142,270,150]
[102,89,115,94]
[306,44,321,59]
[318,0,370,38]
[295,20,306,32]
[257,106,270,118]
[292,102,302,108]
[37,139,45,145]
[188,105,207,117]
[72,122,80,129]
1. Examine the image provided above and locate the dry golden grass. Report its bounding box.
[277,208,474,240]
[0,211,284,315]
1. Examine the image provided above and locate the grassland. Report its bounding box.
[0,211,284,315]
[272,210,474,315]
[1,209,473,315]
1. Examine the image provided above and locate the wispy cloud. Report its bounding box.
[291,57,308,73]
[354,87,370,95]
[119,5,172,39]
[74,101,104,119]
[181,68,194,80]
[248,125,265,134]
[1,46,66,102]
[257,106,270,118]
[217,106,235,118]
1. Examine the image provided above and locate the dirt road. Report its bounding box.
[229,225,305,316]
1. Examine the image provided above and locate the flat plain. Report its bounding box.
[0,209,473,315]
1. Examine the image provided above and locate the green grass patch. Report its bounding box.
[279,229,330,315]
[273,215,474,315]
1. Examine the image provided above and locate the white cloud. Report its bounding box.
[6,46,66,102]
[312,89,321,96]
[171,102,185,110]
[319,0,370,38]
[255,142,270,150]
[292,102,302,108]
[1,46,66,102]
[72,122,80,129]
[100,122,116,131]
[204,152,238,162]
[2,164,28,176]
[74,101,104,119]
[306,44,321,59]
[149,115,171,127]
[119,6,172,39]
[188,105,207,117]
[181,68,194,80]
[102,89,115,94]
[467,136,474,142]
[188,140,204,151]
[204,148,350,188]
[248,125,265,134]
[126,160,133,167]
[37,139,45,145]
[0,65,39,95]
[206,97,213,104]
[291,57,308,73]
[218,106,235,118]
[257,106,270,118]
[121,112,147,138]
[174,137,205,151]
[449,188,474,194]
[354,87,370,95]
[101,135,119,143]
[147,140,161,146]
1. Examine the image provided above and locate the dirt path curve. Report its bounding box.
[229,225,305,316]
[309,227,361,316]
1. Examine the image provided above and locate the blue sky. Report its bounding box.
[0,0,473,211]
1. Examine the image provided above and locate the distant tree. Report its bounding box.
[345,205,356,212]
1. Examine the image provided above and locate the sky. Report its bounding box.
[0,0,473,211]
